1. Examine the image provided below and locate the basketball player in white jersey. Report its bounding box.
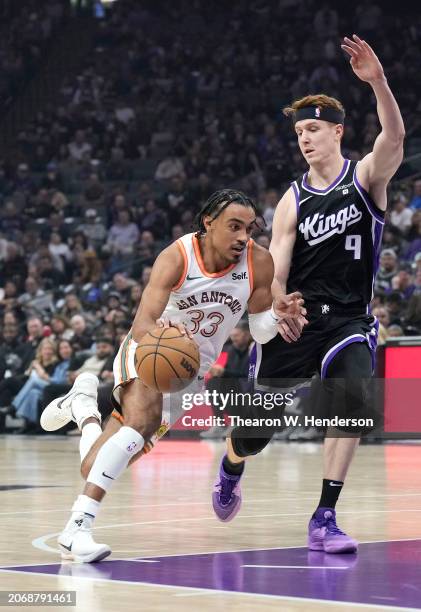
[40,189,305,562]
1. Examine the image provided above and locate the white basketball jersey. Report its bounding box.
[163,232,254,375]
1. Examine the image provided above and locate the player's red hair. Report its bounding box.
[283,94,345,119]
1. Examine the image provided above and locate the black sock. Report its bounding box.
[316,478,344,511]
[223,455,245,476]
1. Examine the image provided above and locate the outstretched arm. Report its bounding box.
[342,35,405,210]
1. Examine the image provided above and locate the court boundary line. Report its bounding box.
[0,567,418,612]
[22,528,421,567]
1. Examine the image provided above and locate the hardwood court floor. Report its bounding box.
[0,435,420,611]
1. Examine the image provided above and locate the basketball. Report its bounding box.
[135,326,200,392]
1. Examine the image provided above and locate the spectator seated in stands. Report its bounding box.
[375,249,399,294]
[390,193,413,235]
[403,210,421,262]
[0,281,19,312]
[48,231,73,273]
[69,314,93,351]
[389,265,416,300]
[12,338,72,434]
[409,179,421,210]
[154,155,184,181]
[0,325,27,382]
[0,241,28,288]
[68,129,92,162]
[105,209,139,272]
[71,244,103,285]
[39,336,116,428]
[0,201,24,240]
[77,209,107,250]
[0,317,46,413]
[385,292,404,326]
[59,293,85,319]
[50,314,73,341]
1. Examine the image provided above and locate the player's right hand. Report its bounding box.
[273,292,308,343]
[156,317,194,340]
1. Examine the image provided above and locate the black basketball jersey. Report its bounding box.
[286,159,385,308]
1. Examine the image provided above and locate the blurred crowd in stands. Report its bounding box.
[0,0,419,433]
[0,0,67,108]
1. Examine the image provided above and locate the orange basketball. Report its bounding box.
[135,326,200,392]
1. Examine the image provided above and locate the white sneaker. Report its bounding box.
[58,516,111,563]
[40,373,101,432]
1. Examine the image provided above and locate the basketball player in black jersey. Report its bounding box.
[213,35,405,553]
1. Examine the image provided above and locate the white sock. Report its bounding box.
[65,494,101,531]
[71,395,101,430]
[79,422,103,462]
[86,426,144,493]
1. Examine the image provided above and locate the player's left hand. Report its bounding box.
[273,291,307,320]
[341,35,385,84]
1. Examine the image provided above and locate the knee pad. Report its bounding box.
[324,377,379,434]
[86,426,144,492]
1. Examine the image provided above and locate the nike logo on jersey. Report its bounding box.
[299,204,362,246]
[102,471,115,480]
[186,274,201,281]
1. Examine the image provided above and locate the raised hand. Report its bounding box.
[341,35,385,84]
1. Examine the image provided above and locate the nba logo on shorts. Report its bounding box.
[315,107,321,117]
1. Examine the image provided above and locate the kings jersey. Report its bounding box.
[287,159,385,308]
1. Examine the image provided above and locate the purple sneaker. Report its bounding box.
[212,457,243,522]
[308,508,358,554]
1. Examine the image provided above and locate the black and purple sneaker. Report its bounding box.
[308,507,358,553]
[212,456,243,522]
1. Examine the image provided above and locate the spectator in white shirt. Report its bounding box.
[154,156,185,180]
[48,231,73,272]
[106,210,139,255]
[390,193,413,235]
[68,130,92,162]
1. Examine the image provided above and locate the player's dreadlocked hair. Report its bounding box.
[194,189,262,235]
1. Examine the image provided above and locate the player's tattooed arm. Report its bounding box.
[270,188,308,343]
[342,35,405,210]
[131,243,192,342]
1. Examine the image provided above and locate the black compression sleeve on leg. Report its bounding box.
[324,342,378,434]
[230,433,273,457]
